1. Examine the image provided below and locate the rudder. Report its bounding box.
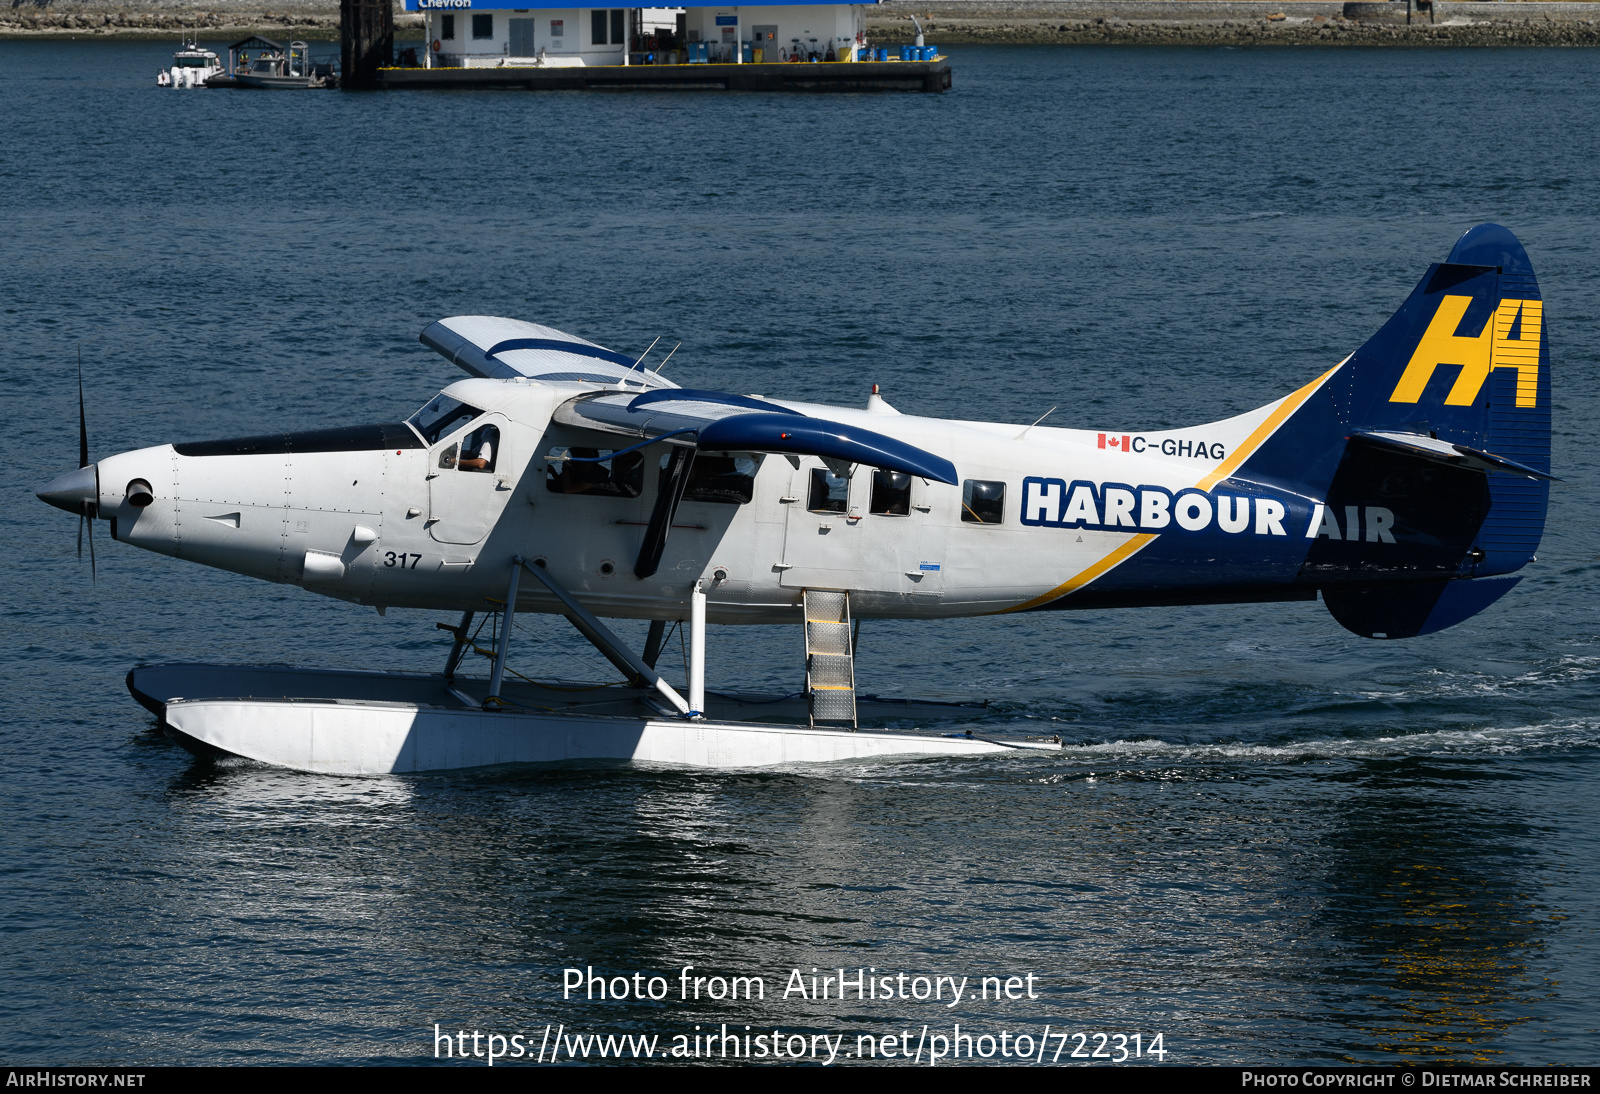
[1305,224,1551,637]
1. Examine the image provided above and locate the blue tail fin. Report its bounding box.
[1300,224,1552,637]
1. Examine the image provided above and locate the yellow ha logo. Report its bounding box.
[1388,296,1542,408]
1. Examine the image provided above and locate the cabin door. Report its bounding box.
[509,18,535,55]
[427,417,508,546]
[779,461,945,601]
[780,462,859,590]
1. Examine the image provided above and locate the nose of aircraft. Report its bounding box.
[36,465,98,514]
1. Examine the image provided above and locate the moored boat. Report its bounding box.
[157,36,224,88]
[206,35,337,89]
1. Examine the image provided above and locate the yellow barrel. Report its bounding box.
[753,46,763,63]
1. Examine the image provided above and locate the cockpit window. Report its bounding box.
[459,425,498,473]
[409,394,484,445]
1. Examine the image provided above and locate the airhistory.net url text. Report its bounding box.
[432,1023,1167,1065]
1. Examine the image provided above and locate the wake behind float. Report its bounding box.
[338,0,951,92]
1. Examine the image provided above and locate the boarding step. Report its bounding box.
[803,589,856,729]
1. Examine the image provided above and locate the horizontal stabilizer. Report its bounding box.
[1351,430,1559,481]
[420,316,676,389]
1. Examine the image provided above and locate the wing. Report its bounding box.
[420,316,677,389]
[421,317,957,484]
[554,388,959,485]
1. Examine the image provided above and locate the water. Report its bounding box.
[2,39,1598,1065]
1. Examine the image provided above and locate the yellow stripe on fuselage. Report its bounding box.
[999,364,1339,614]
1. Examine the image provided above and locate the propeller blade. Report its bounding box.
[78,346,89,470]
[74,348,96,583]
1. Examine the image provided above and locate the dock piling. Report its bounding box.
[340,0,393,89]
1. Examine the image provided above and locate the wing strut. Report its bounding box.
[635,447,696,579]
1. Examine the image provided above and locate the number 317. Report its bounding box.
[384,552,421,569]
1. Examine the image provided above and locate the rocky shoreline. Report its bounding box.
[0,2,412,40]
[2,0,1597,45]
[881,14,1600,43]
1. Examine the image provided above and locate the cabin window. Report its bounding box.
[611,8,624,43]
[546,447,643,498]
[472,13,494,38]
[441,13,455,39]
[661,453,757,505]
[808,468,849,514]
[409,394,483,444]
[459,425,498,473]
[870,470,912,516]
[961,479,1005,524]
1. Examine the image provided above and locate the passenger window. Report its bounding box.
[458,425,498,474]
[661,453,758,505]
[808,467,849,513]
[437,443,458,470]
[545,446,643,498]
[961,479,1005,524]
[870,470,912,516]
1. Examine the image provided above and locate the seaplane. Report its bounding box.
[37,223,1554,775]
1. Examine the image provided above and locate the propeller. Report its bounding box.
[76,347,95,583]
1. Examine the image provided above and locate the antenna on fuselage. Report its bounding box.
[1015,406,1057,440]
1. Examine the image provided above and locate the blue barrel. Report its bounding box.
[899,45,910,60]
[925,44,937,57]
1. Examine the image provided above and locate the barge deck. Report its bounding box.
[376,57,951,92]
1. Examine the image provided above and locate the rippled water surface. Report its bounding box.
[2,40,1598,1065]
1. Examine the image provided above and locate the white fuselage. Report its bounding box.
[91,375,1312,624]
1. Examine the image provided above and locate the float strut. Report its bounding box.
[689,579,706,720]
[441,610,474,681]
[514,556,692,716]
[642,618,666,669]
[485,565,521,709]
